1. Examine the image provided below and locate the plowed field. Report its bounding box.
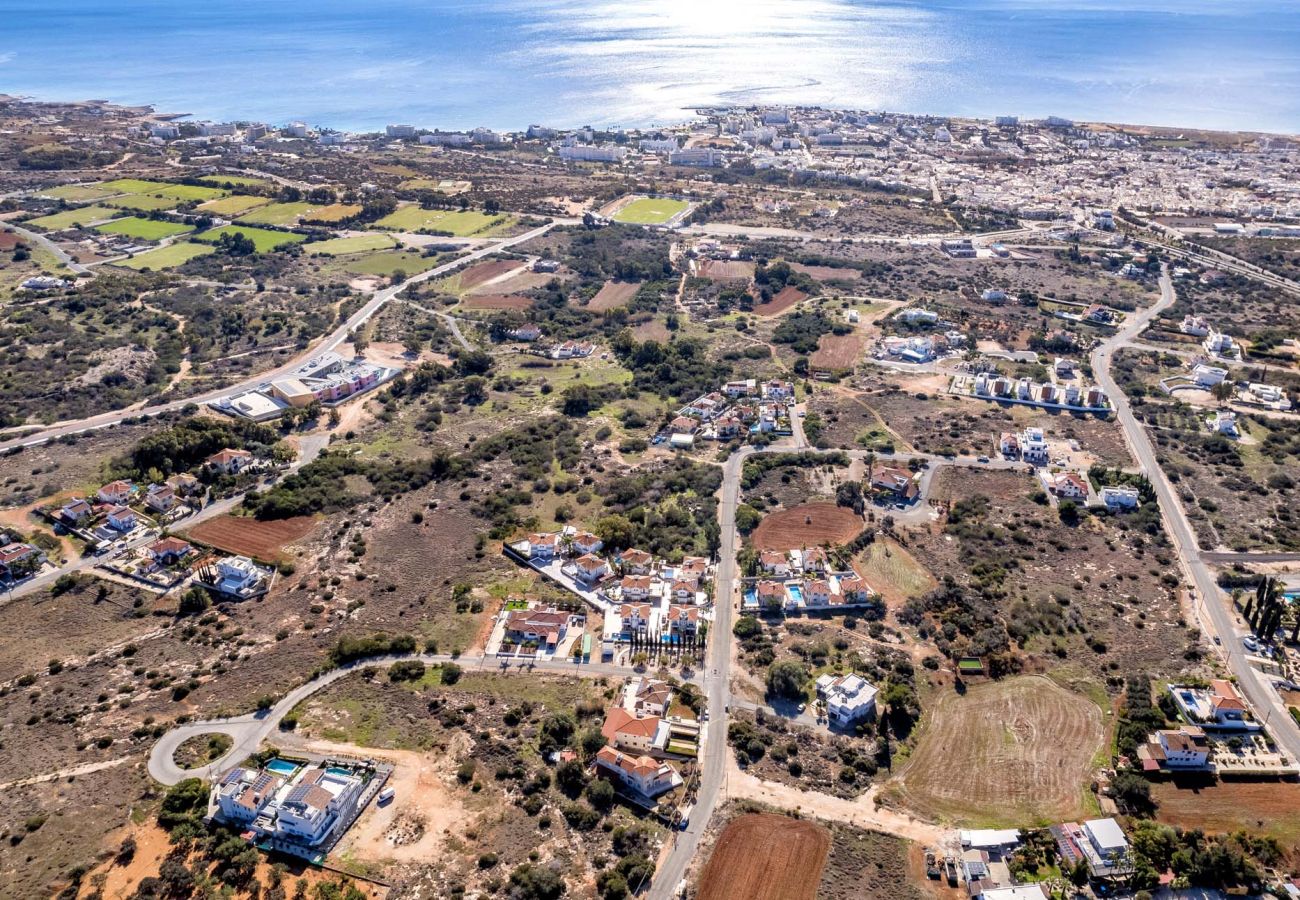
[184,514,316,560]
[698,813,830,900]
[751,502,862,551]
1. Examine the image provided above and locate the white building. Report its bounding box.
[815,674,878,727]
[1203,329,1236,356]
[1100,486,1140,509]
[215,556,266,596]
[1210,410,1238,435]
[385,124,416,138]
[1082,818,1130,868]
[275,767,366,846]
[669,147,724,167]
[1020,427,1049,464]
[558,144,627,163]
[1192,364,1228,387]
[1180,315,1210,337]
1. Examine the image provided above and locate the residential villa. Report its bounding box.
[621,575,653,602]
[148,537,194,566]
[216,768,285,826]
[572,553,610,585]
[601,707,668,754]
[623,676,673,717]
[106,506,138,532]
[594,746,680,799]
[96,480,134,505]
[1020,427,1049,464]
[144,483,178,513]
[665,604,700,637]
[216,763,370,851]
[760,549,791,576]
[1180,315,1210,337]
[206,448,255,475]
[1138,725,1211,771]
[523,532,558,561]
[618,548,653,575]
[502,606,576,651]
[871,467,919,503]
[59,497,93,524]
[620,603,652,636]
[1203,329,1237,357]
[209,555,269,598]
[815,673,878,728]
[1168,680,1258,731]
[1100,486,1140,509]
[571,531,604,555]
[0,542,45,580]
[1046,471,1088,500]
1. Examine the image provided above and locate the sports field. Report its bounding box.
[194,225,306,253]
[113,242,214,270]
[98,179,226,201]
[198,195,271,216]
[343,249,443,276]
[235,201,316,226]
[25,205,123,231]
[893,675,1104,826]
[95,217,195,241]
[39,183,120,202]
[306,233,396,256]
[612,196,690,225]
[373,205,511,236]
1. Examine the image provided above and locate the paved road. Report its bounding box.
[8,222,91,274]
[1201,551,1300,565]
[1092,265,1300,763]
[0,221,556,452]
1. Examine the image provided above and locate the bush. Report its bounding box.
[388,659,425,682]
[586,777,616,810]
[440,662,463,685]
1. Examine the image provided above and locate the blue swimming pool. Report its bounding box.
[325,766,353,778]
[788,584,804,604]
[265,758,298,776]
[743,589,757,608]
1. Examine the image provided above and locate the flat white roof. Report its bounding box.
[961,828,1022,847]
[1084,817,1127,850]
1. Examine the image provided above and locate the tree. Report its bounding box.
[178,587,210,616]
[766,659,811,700]
[462,375,488,405]
[1058,499,1080,524]
[507,863,565,900]
[440,662,462,684]
[593,514,636,550]
[586,777,616,810]
[733,616,761,639]
[562,384,597,417]
[556,759,586,796]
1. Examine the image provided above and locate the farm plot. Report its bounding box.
[194,224,307,253]
[105,193,177,212]
[791,262,863,282]
[588,279,642,311]
[25,205,123,231]
[306,233,396,256]
[197,194,271,216]
[196,175,269,188]
[809,331,867,371]
[855,537,936,609]
[343,249,444,277]
[698,813,830,900]
[751,502,862,551]
[184,514,316,561]
[612,197,690,225]
[303,203,363,223]
[38,182,121,202]
[374,206,513,236]
[894,675,1104,826]
[462,293,534,310]
[113,242,214,270]
[1151,779,1300,851]
[95,217,194,241]
[98,179,226,201]
[235,201,317,226]
[455,259,521,291]
[698,259,755,282]
[754,285,808,316]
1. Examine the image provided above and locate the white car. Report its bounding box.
[1243,636,1259,652]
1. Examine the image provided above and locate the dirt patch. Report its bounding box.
[699,259,755,282]
[184,514,317,562]
[820,823,925,900]
[893,675,1104,826]
[856,538,937,610]
[751,502,863,551]
[791,263,863,283]
[755,285,808,316]
[457,259,520,291]
[461,293,534,310]
[588,279,642,311]
[697,813,830,900]
[810,331,867,371]
[1152,778,1300,861]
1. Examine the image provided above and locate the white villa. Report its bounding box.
[815,673,878,727]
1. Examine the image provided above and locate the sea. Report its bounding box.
[2,0,1299,134]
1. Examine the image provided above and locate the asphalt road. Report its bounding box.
[1092,266,1300,762]
[0,221,556,452]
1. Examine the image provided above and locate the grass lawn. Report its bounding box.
[236,201,317,226]
[194,224,306,253]
[95,217,195,241]
[343,248,443,276]
[196,175,269,188]
[39,183,120,202]
[104,193,177,212]
[612,197,690,225]
[306,233,396,256]
[25,205,123,231]
[98,178,226,201]
[197,194,271,216]
[112,242,214,270]
[303,203,362,223]
[373,205,512,236]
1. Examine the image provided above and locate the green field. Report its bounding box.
[25,205,123,231]
[97,178,226,201]
[197,195,271,216]
[235,201,317,226]
[373,206,512,236]
[196,175,269,188]
[39,183,120,202]
[104,193,177,212]
[112,242,215,270]
[306,233,396,256]
[194,224,307,253]
[94,217,194,241]
[302,203,362,224]
[343,249,443,276]
[612,197,690,225]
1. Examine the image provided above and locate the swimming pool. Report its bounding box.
[264,758,298,776]
[788,584,804,605]
[325,766,353,778]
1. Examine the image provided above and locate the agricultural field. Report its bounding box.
[612,196,690,225]
[588,279,643,311]
[462,293,534,310]
[24,205,123,230]
[183,513,317,562]
[197,174,269,188]
[697,813,829,900]
[196,194,271,216]
[1151,778,1300,858]
[754,285,808,316]
[95,216,194,240]
[855,537,937,609]
[342,248,445,277]
[235,200,317,225]
[818,823,923,900]
[37,182,121,202]
[112,241,215,270]
[194,224,307,252]
[305,233,396,256]
[103,192,178,211]
[751,501,863,551]
[892,676,1104,826]
[303,202,363,223]
[373,205,513,235]
[98,178,226,201]
[809,330,868,372]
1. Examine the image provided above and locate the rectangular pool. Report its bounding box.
[265,758,298,776]
[325,766,353,778]
[788,585,804,605]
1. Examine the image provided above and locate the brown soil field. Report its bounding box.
[697,813,830,900]
[462,293,534,310]
[751,501,862,551]
[699,259,755,282]
[184,514,316,561]
[810,331,867,371]
[755,285,808,316]
[470,270,557,295]
[893,675,1104,826]
[588,279,642,311]
[791,262,863,282]
[457,259,519,291]
[1152,778,1300,858]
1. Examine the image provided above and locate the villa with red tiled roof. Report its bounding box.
[601,706,667,754]
[595,746,679,799]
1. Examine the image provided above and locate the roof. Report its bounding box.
[149,537,193,556]
[208,448,253,465]
[595,745,663,778]
[574,553,606,572]
[622,575,652,591]
[1083,817,1127,851]
[0,543,39,564]
[601,706,661,742]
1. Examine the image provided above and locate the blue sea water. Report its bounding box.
[1,0,1298,133]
